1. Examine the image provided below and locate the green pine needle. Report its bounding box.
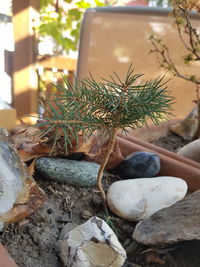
[35,67,174,153]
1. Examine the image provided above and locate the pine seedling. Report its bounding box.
[36,67,174,202]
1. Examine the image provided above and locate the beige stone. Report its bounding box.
[177,139,200,162]
[170,106,198,139]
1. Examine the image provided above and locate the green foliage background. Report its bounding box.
[39,0,113,54]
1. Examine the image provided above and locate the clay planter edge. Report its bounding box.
[116,134,200,192]
[0,243,18,267]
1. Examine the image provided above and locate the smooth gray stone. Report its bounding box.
[35,157,100,187]
[133,190,200,246]
[114,151,160,179]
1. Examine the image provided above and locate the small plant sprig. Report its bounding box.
[98,208,121,237]
[149,0,200,138]
[149,0,200,84]
[36,66,174,202]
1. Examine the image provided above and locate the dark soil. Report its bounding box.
[150,133,190,153]
[0,133,198,267]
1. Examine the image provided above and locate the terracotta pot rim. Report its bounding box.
[0,243,18,267]
[117,133,200,169]
[116,134,200,192]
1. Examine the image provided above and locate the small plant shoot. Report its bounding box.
[36,66,174,202]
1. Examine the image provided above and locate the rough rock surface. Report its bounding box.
[113,151,160,179]
[35,157,100,187]
[56,216,126,267]
[133,190,200,246]
[107,177,187,221]
[177,139,200,162]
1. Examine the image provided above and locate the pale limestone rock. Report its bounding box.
[107,177,187,221]
[56,216,126,267]
[177,139,200,162]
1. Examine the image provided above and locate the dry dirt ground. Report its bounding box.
[1,133,199,267]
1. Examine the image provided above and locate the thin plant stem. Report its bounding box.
[97,128,118,202]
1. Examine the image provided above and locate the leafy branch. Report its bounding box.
[36,67,174,202]
[149,35,200,86]
[149,0,200,100]
[38,0,115,54]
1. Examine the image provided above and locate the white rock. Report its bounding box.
[177,139,200,162]
[56,216,126,267]
[107,177,188,221]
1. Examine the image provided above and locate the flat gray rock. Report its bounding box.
[35,157,100,187]
[133,190,200,246]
